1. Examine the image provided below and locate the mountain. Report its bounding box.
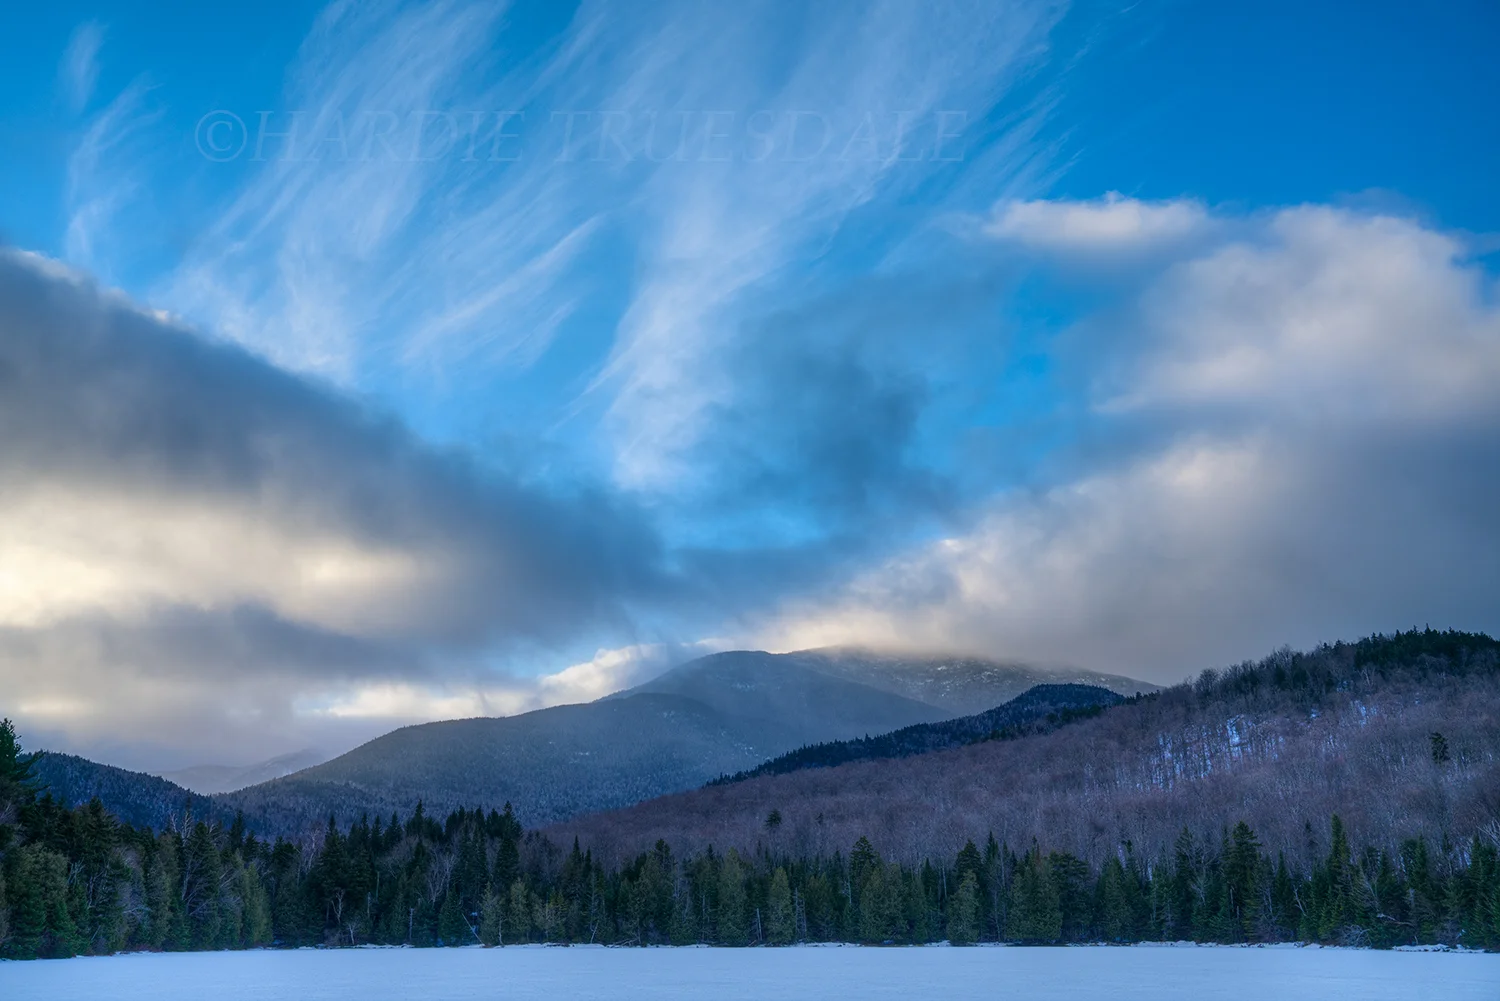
[32,648,1154,836]
[612,650,952,735]
[549,630,1500,869]
[711,683,1125,785]
[218,652,952,831]
[790,647,1157,715]
[32,752,215,831]
[159,749,327,795]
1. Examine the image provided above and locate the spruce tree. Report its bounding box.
[181,822,225,950]
[716,850,748,945]
[766,868,795,945]
[507,879,531,943]
[1048,852,1091,941]
[1222,821,1261,941]
[478,883,503,945]
[1095,857,1132,942]
[858,862,907,944]
[1171,828,1200,940]
[437,888,468,946]
[494,830,521,895]
[1318,815,1357,942]
[240,866,273,947]
[946,872,980,945]
[4,844,79,959]
[1006,848,1061,943]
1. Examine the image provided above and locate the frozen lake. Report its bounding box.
[2,945,1496,1001]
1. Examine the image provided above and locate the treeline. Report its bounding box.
[3,719,1499,958]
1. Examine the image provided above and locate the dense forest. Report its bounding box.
[3,630,1499,959]
[557,630,1500,868]
[709,684,1124,786]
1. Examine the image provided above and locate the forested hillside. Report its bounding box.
[711,684,1124,785]
[4,625,1500,960]
[554,631,1500,873]
[30,753,215,832]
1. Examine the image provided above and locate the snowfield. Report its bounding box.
[2,944,1496,1001]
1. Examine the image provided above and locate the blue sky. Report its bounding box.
[1,0,1498,769]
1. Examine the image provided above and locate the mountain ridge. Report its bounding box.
[709,682,1126,785]
[214,654,960,830]
[547,630,1500,869]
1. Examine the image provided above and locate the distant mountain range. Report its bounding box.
[31,647,1156,833]
[159,749,327,795]
[786,648,1154,715]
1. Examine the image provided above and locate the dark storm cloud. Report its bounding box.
[0,249,670,648]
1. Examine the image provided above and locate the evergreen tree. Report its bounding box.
[507,879,531,944]
[180,822,224,950]
[479,883,504,946]
[4,844,79,959]
[715,850,748,945]
[240,866,273,948]
[1095,857,1133,942]
[1318,815,1358,942]
[437,889,469,946]
[1006,848,1061,943]
[848,836,879,912]
[1048,851,1092,941]
[858,862,907,944]
[1171,828,1201,941]
[1222,821,1261,941]
[947,872,980,945]
[0,718,41,805]
[766,867,795,945]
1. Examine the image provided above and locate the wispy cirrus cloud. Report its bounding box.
[58,21,105,114]
[63,76,159,276]
[156,0,1068,445]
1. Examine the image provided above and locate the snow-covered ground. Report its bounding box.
[2,944,1496,1000]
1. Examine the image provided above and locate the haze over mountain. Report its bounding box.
[215,651,966,829]
[158,750,328,796]
[24,648,1155,835]
[788,648,1154,715]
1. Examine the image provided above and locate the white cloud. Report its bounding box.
[1112,207,1500,422]
[768,205,1500,679]
[0,484,440,634]
[308,640,698,724]
[985,191,1208,250]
